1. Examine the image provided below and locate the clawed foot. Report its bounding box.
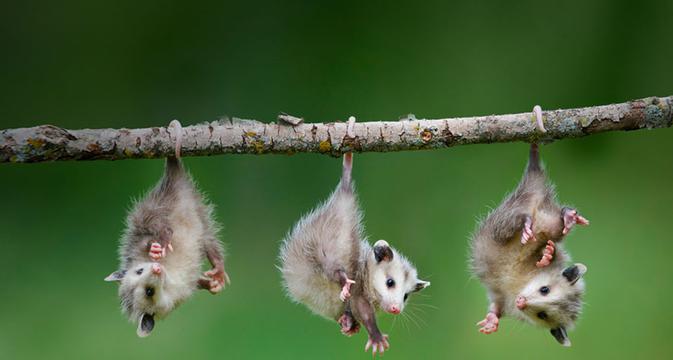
[365,334,389,356]
[339,278,356,302]
[201,265,230,294]
[148,242,172,260]
[338,313,360,337]
[521,216,536,244]
[476,312,499,334]
[562,208,589,235]
[536,240,556,267]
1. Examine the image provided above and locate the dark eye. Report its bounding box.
[537,311,548,320]
[539,286,550,295]
[404,293,409,301]
[136,268,143,275]
[386,279,395,288]
[145,287,155,297]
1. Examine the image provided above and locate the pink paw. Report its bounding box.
[521,217,536,244]
[338,313,360,337]
[562,208,589,235]
[365,334,389,356]
[149,242,166,260]
[536,240,556,268]
[339,278,356,302]
[202,266,230,294]
[476,312,499,334]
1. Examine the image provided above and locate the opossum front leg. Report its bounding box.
[562,207,590,235]
[353,296,389,355]
[535,240,556,268]
[148,227,173,261]
[335,269,356,302]
[198,242,230,294]
[521,215,536,244]
[476,302,502,334]
[337,305,361,337]
[531,207,588,267]
[489,209,531,245]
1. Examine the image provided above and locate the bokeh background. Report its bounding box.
[2,1,673,359]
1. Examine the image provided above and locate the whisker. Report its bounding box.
[412,306,427,314]
[399,311,411,334]
[413,293,432,298]
[404,308,422,329]
[410,308,428,327]
[413,303,439,310]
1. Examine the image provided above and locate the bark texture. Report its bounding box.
[1,96,671,163]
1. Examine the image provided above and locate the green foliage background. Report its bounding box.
[2,1,673,359]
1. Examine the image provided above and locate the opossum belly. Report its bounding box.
[316,193,360,276]
[283,254,346,320]
[164,190,206,278]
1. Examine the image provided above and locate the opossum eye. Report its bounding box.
[136,268,144,275]
[386,278,395,288]
[145,287,155,297]
[404,293,409,301]
[539,286,550,295]
[537,311,548,320]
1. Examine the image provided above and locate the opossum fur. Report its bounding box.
[105,121,228,337]
[279,148,429,353]
[470,144,588,346]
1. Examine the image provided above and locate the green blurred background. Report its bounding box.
[2,1,672,359]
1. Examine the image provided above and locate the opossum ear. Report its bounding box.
[104,270,126,282]
[373,240,393,263]
[414,280,430,292]
[550,326,571,347]
[562,263,587,285]
[137,313,155,337]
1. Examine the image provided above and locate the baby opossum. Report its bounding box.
[470,142,589,346]
[279,117,430,356]
[105,120,230,337]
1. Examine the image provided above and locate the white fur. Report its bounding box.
[279,183,361,320]
[110,161,223,335]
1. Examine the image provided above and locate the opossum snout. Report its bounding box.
[151,263,162,275]
[387,305,401,314]
[516,295,528,310]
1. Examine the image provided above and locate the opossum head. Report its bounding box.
[105,261,176,337]
[367,240,430,315]
[515,263,587,347]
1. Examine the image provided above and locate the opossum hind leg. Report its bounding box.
[338,309,361,337]
[562,207,590,235]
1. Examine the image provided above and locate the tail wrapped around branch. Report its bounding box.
[160,120,184,192]
[341,116,356,190]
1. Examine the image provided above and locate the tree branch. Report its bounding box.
[1,96,671,163]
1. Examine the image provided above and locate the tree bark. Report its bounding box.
[1,96,671,163]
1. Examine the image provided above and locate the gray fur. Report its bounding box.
[106,127,227,337]
[279,152,429,349]
[470,144,587,344]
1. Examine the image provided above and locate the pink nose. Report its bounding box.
[516,295,527,310]
[388,305,400,314]
[151,263,162,275]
